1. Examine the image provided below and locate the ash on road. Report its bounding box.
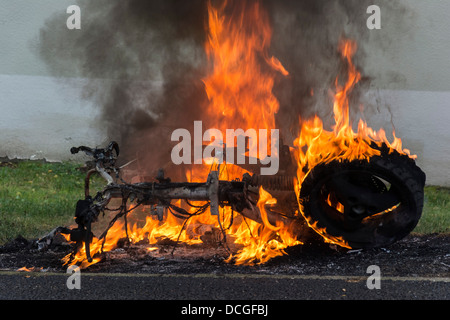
[0,234,449,300]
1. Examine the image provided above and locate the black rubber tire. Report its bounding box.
[299,145,426,249]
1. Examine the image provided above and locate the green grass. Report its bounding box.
[0,161,448,245]
[0,161,103,244]
[415,186,450,234]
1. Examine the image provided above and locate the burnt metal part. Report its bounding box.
[243,173,295,191]
[71,176,252,262]
[70,141,119,165]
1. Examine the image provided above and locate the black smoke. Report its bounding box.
[39,0,208,171]
[37,0,410,172]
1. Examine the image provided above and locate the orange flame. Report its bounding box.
[227,186,302,265]
[62,219,125,269]
[64,0,296,268]
[293,38,415,249]
[295,39,413,182]
[63,3,415,268]
[202,0,288,158]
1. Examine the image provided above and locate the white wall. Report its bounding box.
[0,74,105,161]
[0,0,107,161]
[366,0,450,92]
[367,89,450,186]
[0,1,450,185]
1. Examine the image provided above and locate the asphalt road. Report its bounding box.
[1,271,448,302]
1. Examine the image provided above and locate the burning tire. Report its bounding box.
[299,145,426,249]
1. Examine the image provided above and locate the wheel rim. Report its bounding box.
[299,152,425,249]
[319,171,402,231]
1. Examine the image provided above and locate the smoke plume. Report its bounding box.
[38,0,410,173]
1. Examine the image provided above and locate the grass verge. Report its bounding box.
[0,161,448,245]
[0,161,103,244]
[414,186,450,234]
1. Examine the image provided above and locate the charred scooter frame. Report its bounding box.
[43,140,425,264]
[56,141,301,263]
